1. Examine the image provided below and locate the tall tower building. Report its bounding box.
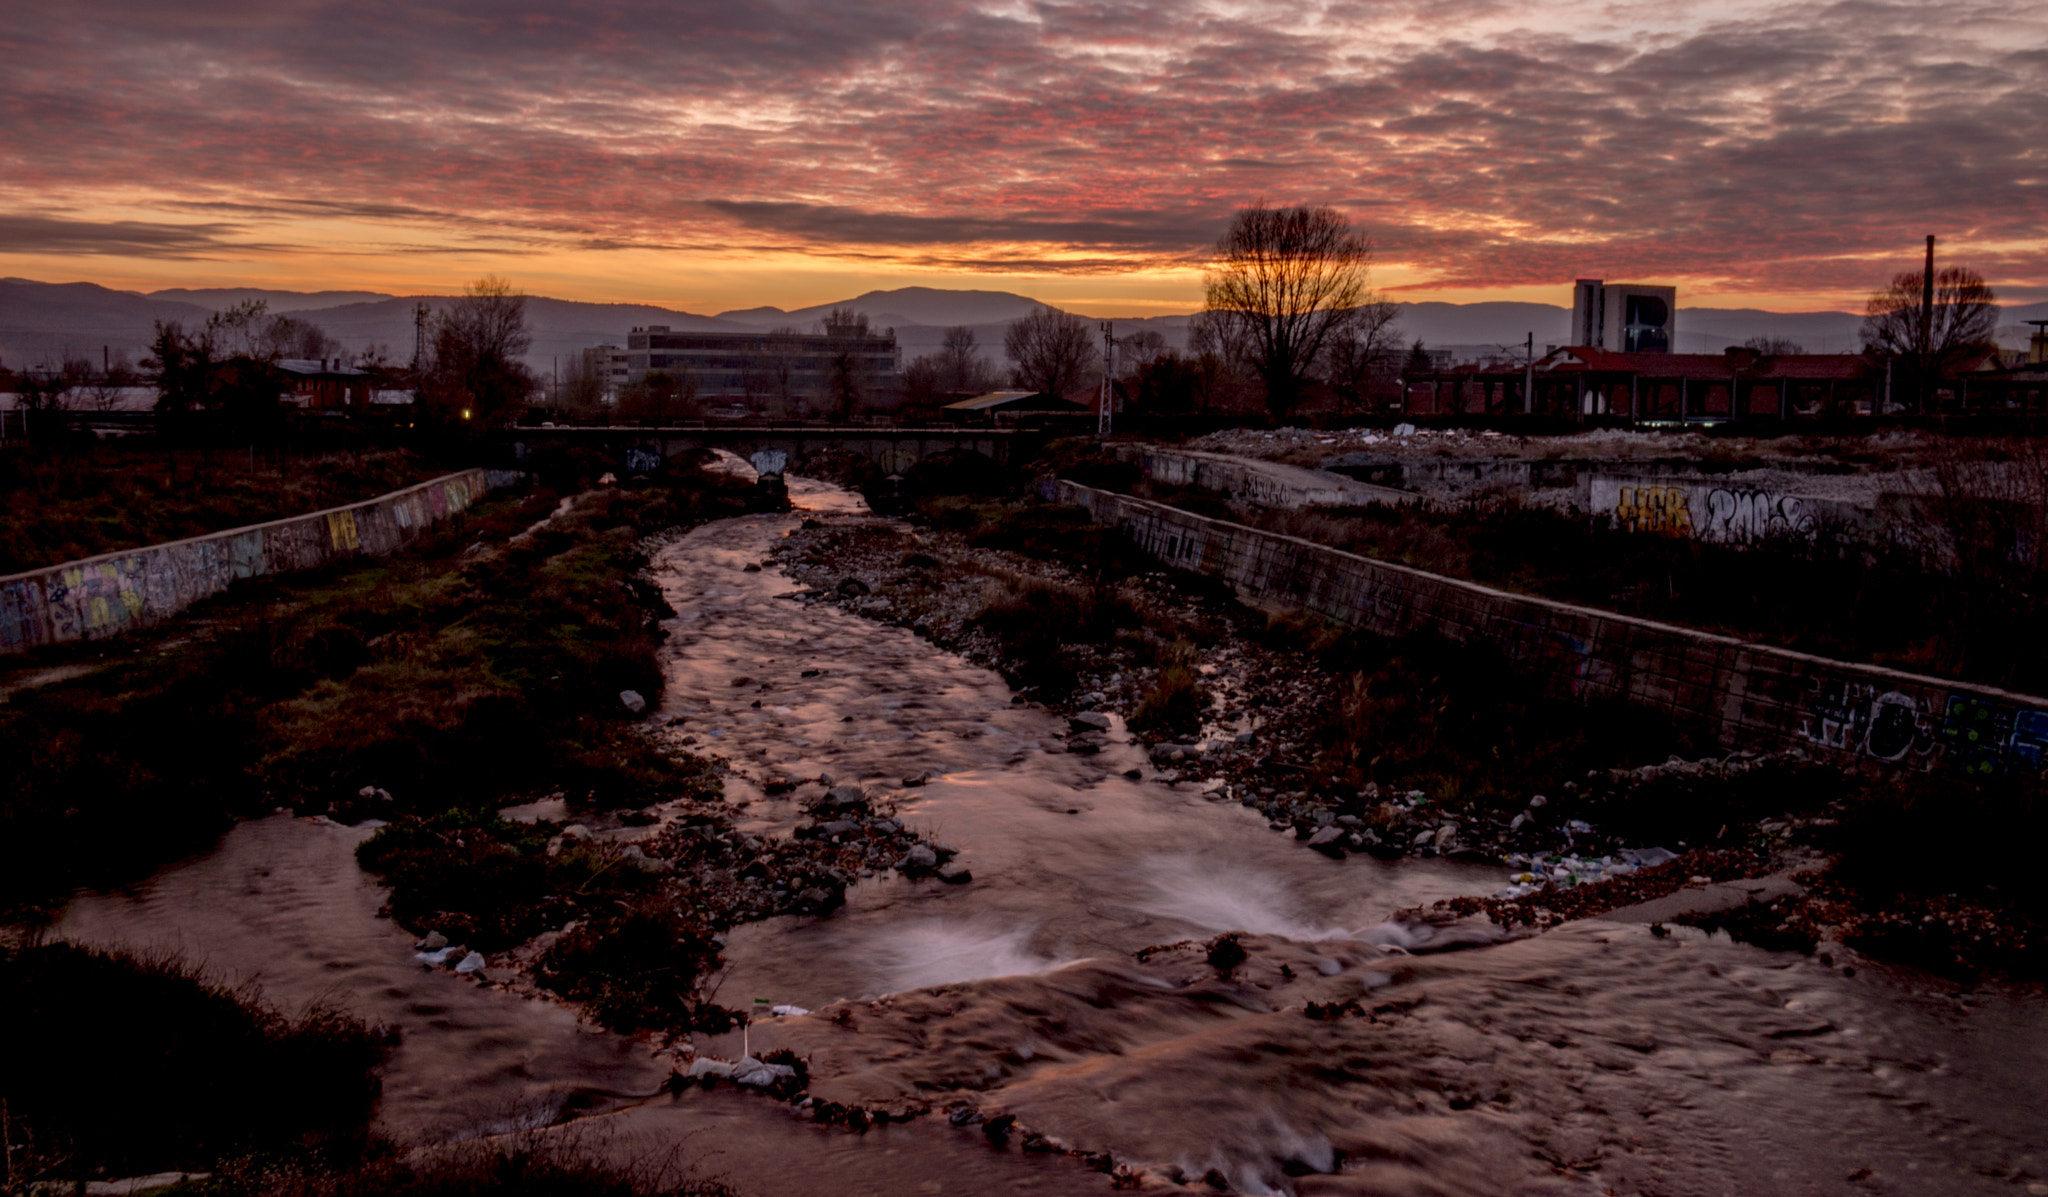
[1572,280,1677,353]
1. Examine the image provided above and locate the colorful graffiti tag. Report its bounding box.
[1613,485,1693,536]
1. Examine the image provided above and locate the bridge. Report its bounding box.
[502,424,1042,476]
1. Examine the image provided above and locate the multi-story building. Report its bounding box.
[1571,280,1677,354]
[611,325,900,399]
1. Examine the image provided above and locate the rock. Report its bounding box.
[818,819,862,837]
[937,863,973,884]
[619,690,647,714]
[1307,826,1343,846]
[417,931,448,952]
[1527,794,1548,808]
[743,563,762,572]
[687,1057,735,1080]
[836,577,870,597]
[1069,712,1114,733]
[818,784,867,811]
[901,772,932,786]
[900,843,939,871]
[358,785,378,800]
[633,855,672,874]
[1393,422,1417,437]
[730,676,754,687]
[453,951,486,975]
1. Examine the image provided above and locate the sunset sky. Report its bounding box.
[3,0,2043,316]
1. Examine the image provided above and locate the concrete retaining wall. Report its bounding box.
[0,468,517,654]
[1117,445,1412,509]
[1048,479,2048,777]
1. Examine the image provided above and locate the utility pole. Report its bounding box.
[412,302,431,374]
[1920,234,1935,414]
[1523,332,1535,414]
[1098,321,1115,437]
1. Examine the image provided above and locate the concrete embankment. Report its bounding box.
[1116,444,1414,508]
[1048,478,2048,778]
[0,468,517,654]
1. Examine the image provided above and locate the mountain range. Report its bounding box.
[5,278,2043,373]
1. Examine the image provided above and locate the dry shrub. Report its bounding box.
[1128,639,1206,734]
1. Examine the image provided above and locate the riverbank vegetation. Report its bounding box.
[0,454,753,917]
[0,940,388,1187]
[0,440,456,575]
[0,940,732,1196]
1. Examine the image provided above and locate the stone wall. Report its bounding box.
[1048,479,2048,777]
[0,468,516,654]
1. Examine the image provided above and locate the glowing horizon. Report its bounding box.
[3,0,2042,317]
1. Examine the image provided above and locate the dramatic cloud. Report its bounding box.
[0,0,2041,308]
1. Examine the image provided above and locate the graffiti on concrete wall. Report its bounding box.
[1939,695,2048,777]
[1599,476,1833,544]
[1797,679,1939,764]
[1613,485,1693,536]
[1700,488,1816,542]
[2,470,499,655]
[626,448,664,475]
[327,509,361,552]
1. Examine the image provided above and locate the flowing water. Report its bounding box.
[54,475,2048,1196]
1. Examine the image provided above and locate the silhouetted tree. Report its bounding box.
[1861,265,1998,413]
[815,309,879,419]
[1003,307,1093,396]
[1741,335,1806,356]
[1324,297,1403,412]
[617,369,696,425]
[423,276,536,425]
[899,353,947,420]
[938,325,998,393]
[1203,203,1377,420]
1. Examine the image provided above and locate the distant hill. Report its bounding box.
[6,277,2041,374]
[148,288,396,313]
[0,279,211,366]
[718,287,1050,329]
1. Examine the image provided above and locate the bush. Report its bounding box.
[0,942,388,1182]
[1128,640,1206,734]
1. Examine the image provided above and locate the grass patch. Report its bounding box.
[0,441,454,575]
[0,940,389,1185]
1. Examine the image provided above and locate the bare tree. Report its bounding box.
[1323,297,1402,413]
[426,275,536,424]
[1203,203,1376,420]
[938,325,997,394]
[818,308,876,419]
[618,368,697,425]
[763,326,806,416]
[1742,335,1806,356]
[1861,265,1998,412]
[899,353,947,420]
[1185,310,1252,413]
[1116,329,1170,378]
[1004,307,1093,395]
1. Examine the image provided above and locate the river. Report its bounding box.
[56,475,2048,1196]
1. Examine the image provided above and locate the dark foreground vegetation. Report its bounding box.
[0,439,455,575]
[0,940,733,1196]
[0,939,387,1187]
[0,448,750,917]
